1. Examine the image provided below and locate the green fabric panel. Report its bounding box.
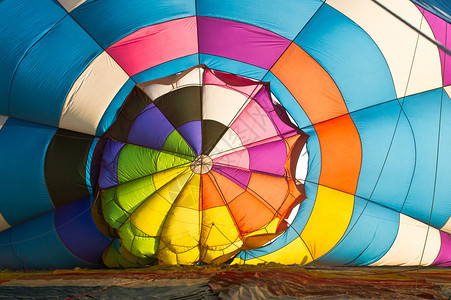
[117,144,160,183]
[116,175,156,213]
[44,129,93,207]
[154,86,201,128]
[103,243,142,268]
[101,188,128,229]
[118,222,159,259]
[162,130,195,158]
[117,144,191,184]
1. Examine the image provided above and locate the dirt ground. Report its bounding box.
[0,264,450,299]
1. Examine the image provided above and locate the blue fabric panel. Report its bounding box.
[55,197,110,265]
[402,89,451,228]
[199,54,267,81]
[71,0,196,48]
[316,197,399,266]
[412,0,451,23]
[132,54,199,84]
[294,4,397,113]
[434,89,451,228]
[353,100,415,212]
[263,72,312,129]
[197,0,324,40]
[86,138,99,196]
[237,128,321,260]
[9,210,97,269]
[0,230,24,269]
[0,0,66,116]
[0,118,56,226]
[9,16,102,127]
[96,79,135,136]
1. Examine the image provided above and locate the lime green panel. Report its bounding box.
[117,143,191,184]
[156,152,191,174]
[162,130,195,158]
[102,242,142,268]
[117,144,160,183]
[101,187,128,229]
[116,175,156,212]
[118,221,159,259]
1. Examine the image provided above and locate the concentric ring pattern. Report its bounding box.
[0,0,450,269]
[97,66,307,266]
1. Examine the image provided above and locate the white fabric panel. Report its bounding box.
[59,52,129,135]
[295,144,309,184]
[209,128,244,158]
[140,67,203,100]
[441,217,451,234]
[203,85,249,126]
[57,0,88,12]
[370,214,441,266]
[0,115,8,131]
[327,0,442,98]
[0,213,10,232]
[444,86,451,99]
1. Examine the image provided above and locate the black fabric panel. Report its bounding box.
[107,86,152,142]
[44,129,94,207]
[154,86,201,128]
[202,120,228,155]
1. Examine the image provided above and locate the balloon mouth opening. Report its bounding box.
[190,154,213,174]
[92,64,309,266]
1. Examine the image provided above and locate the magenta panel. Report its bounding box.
[198,16,291,70]
[432,231,451,266]
[419,6,451,85]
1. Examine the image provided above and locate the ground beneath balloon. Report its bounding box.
[0,265,449,299]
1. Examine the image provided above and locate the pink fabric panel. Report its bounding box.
[230,100,278,146]
[203,68,263,98]
[418,6,451,85]
[106,17,198,76]
[213,148,250,170]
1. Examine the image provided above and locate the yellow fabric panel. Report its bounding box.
[232,237,313,265]
[300,185,354,259]
[200,206,241,250]
[131,172,192,236]
[159,205,200,250]
[201,241,242,264]
[169,246,201,265]
[153,167,189,190]
[244,217,280,237]
[175,174,200,210]
[157,240,178,265]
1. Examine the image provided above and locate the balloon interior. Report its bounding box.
[0,0,450,270]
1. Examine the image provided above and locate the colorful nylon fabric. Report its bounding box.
[0,0,450,269]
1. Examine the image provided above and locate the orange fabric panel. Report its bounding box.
[209,171,244,203]
[247,173,295,217]
[271,43,348,125]
[314,114,361,194]
[228,191,275,234]
[201,174,226,209]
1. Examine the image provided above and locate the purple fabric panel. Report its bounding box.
[212,165,251,190]
[248,139,286,176]
[253,88,298,137]
[198,16,291,69]
[177,121,202,155]
[98,140,125,189]
[128,103,174,150]
[419,6,451,85]
[431,231,451,266]
[55,197,110,264]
